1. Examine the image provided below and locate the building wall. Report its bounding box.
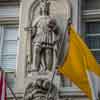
[0,0,100,99]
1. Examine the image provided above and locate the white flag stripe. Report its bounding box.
[86,71,97,100]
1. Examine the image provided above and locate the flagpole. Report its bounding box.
[46,1,73,98]
[46,16,73,100]
[46,68,56,100]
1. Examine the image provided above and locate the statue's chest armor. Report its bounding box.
[37,17,51,34]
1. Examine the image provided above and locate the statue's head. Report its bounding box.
[40,0,50,16]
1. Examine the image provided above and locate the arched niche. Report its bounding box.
[16,0,72,92]
[27,0,71,33]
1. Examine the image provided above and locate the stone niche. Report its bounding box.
[24,0,71,85]
[16,0,71,94]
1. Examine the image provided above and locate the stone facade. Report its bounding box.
[16,0,88,100]
[0,0,100,100]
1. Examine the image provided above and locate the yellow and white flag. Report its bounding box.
[58,25,100,100]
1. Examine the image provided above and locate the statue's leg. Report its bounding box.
[32,45,41,71]
[40,50,47,71]
[44,48,53,71]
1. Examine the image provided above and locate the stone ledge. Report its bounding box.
[59,88,87,98]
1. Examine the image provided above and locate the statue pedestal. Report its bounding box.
[24,71,59,100]
[24,71,60,89]
[25,72,54,87]
[28,71,53,80]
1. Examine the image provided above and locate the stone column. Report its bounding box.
[15,0,35,93]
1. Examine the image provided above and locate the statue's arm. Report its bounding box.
[31,16,41,39]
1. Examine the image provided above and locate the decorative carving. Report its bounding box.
[24,79,58,100]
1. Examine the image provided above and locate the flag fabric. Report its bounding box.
[0,70,7,100]
[58,25,100,100]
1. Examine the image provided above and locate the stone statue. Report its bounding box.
[31,0,60,72]
[24,79,58,100]
[24,0,71,99]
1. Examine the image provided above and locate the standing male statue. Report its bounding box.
[31,0,61,72]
